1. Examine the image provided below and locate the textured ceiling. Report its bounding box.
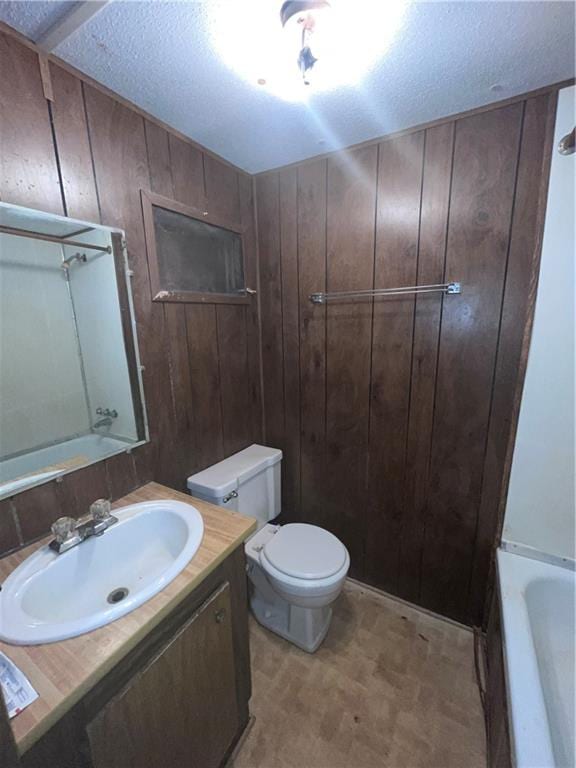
[0,1,574,173]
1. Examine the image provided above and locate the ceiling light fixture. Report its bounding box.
[280,1,331,86]
[209,0,407,102]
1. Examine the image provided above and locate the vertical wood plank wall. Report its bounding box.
[0,25,559,626]
[0,31,262,553]
[255,93,557,626]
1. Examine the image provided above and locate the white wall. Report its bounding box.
[503,86,575,561]
[0,234,90,457]
[66,231,138,442]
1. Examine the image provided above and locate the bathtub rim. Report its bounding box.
[497,547,575,768]
[501,538,576,572]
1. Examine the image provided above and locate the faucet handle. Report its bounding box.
[51,516,77,544]
[90,499,112,521]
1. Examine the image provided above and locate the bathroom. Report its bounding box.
[0,2,573,767]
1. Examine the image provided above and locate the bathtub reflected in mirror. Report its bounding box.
[0,202,148,500]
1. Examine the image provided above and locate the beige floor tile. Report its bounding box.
[231,582,486,768]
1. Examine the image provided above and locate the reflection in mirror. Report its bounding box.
[0,202,148,499]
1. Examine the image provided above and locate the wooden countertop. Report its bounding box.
[0,482,256,755]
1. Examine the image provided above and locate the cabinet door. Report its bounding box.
[87,582,239,768]
[0,694,18,768]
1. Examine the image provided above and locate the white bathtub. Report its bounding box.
[498,548,575,768]
[0,434,134,497]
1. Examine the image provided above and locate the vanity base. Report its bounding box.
[20,547,251,768]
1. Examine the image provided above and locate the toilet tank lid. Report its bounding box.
[187,444,282,498]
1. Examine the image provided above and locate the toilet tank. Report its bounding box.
[186,444,282,529]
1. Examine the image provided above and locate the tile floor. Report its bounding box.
[231,581,486,768]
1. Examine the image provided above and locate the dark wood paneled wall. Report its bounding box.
[0,30,262,555]
[255,92,557,625]
[485,589,512,767]
[0,24,559,626]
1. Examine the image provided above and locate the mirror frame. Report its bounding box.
[0,202,149,501]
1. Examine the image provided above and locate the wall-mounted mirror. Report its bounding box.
[0,202,148,500]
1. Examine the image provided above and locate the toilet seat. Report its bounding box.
[248,522,351,648]
[259,549,350,600]
[260,523,348,581]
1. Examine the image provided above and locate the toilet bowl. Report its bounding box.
[187,444,349,652]
[245,523,349,652]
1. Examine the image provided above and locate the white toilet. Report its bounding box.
[187,444,349,653]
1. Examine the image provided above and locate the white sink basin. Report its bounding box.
[0,500,204,645]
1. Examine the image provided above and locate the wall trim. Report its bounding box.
[345,577,474,632]
[255,79,574,177]
[0,20,249,178]
[500,540,576,572]
[1,19,572,180]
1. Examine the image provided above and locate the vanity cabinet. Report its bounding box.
[20,547,250,768]
[88,583,238,768]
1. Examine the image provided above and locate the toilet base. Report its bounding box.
[250,586,332,653]
[245,524,344,653]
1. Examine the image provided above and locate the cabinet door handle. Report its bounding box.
[214,609,225,624]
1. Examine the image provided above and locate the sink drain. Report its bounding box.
[107,587,129,604]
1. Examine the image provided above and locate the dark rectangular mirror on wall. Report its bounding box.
[0,202,149,500]
[141,190,250,304]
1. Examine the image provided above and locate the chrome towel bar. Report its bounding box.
[309,282,461,304]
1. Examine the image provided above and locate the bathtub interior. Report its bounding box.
[526,578,575,768]
[0,434,138,499]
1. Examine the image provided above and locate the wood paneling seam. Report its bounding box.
[45,99,68,216]
[416,119,458,607]
[295,169,302,514]
[80,81,103,225]
[399,129,427,593]
[278,172,288,447]
[251,175,267,444]
[323,159,328,487]
[465,102,526,623]
[0,23,250,176]
[214,305,227,457]
[363,141,380,530]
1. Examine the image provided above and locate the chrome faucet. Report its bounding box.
[49,499,118,554]
[93,416,113,429]
[93,407,118,430]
